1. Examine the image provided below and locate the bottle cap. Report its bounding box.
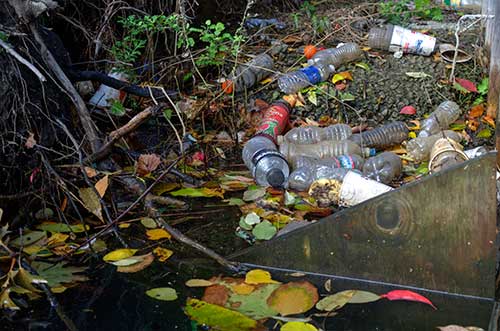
[266,168,285,188]
[222,79,234,94]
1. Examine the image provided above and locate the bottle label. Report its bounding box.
[388,26,436,56]
[337,155,356,169]
[256,104,290,142]
[299,66,322,85]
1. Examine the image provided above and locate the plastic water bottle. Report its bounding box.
[277,62,334,94]
[89,68,128,108]
[464,146,488,159]
[307,43,363,69]
[368,25,437,56]
[279,139,374,163]
[292,154,364,170]
[222,53,274,94]
[289,167,352,191]
[242,101,292,188]
[418,101,461,138]
[279,124,352,144]
[406,130,462,162]
[362,152,402,184]
[349,122,409,149]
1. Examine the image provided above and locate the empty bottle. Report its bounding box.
[464,146,488,159]
[406,130,462,162]
[368,25,437,56]
[428,138,468,173]
[280,139,374,163]
[277,62,334,94]
[255,101,291,143]
[307,43,363,69]
[363,152,402,184]
[292,154,364,170]
[280,124,352,144]
[418,101,461,137]
[222,53,274,94]
[349,122,409,149]
[289,167,352,191]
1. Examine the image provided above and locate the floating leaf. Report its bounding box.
[170,187,224,199]
[202,284,230,306]
[31,261,88,290]
[103,248,138,262]
[0,288,20,310]
[37,222,88,233]
[136,154,161,176]
[400,105,416,115]
[316,290,355,311]
[152,182,180,195]
[15,267,47,293]
[117,253,154,273]
[476,128,491,139]
[239,217,253,231]
[79,187,102,221]
[184,298,265,331]
[252,221,277,240]
[226,282,280,319]
[405,72,431,78]
[141,217,157,229]
[226,198,245,206]
[455,78,478,93]
[110,258,142,266]
[10,231,46,247]
[146,287,178,301]
[243,187,266,202]
[186,279,214,287]
[153,247,173,262]
[243,213,261,226]
[354,62,370,70]
[146,228,172,240]
[348,290,381,304]
[232,283,255,295]
[281,322,318,331]
[381,289,436,309]
[267,281,319,316]
[245,269,280,285]
[468,105,484,119]
[95,175,109,198]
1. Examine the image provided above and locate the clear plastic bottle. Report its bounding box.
[349,121,409,149]
[289,167,351,191]
[280,124,352,144]
[307,43,363,69]
[291,154,364,171]
[222,53,274,94]
[368,25,437,56]
[277,62,334,94]
[242,135,289,188]
[464,146,488,159]
[418,101,461,138]
[362,152,402,184]
[406,130,462,162]
[280,139,372,163]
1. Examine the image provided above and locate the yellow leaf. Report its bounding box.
[117,253,154,273]
[260,77,273,85]
[244,269,280,285]
[103,248,138,262]
[146,229,172,240]
[118,223,131,229]
[232,283,255,295]
[47,233,69,246]
[51,286,67,293]
[332,71,353,84]
[408,132,417,139]
[361,46,371,51]
[281,322,318,331]
[95,175,109,198]
[185,279,214,287]
[153,247,173,262]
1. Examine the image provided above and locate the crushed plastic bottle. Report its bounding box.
[406,130,462,162]
[222,53,274,94]
[89,68,128,108]
[418,101,461,137]
[349,121,409,149]
[279,139,374,163]
[279,124,352,144]
[368,25,437,56]
[363,152,402,184]
[289,167,352,191]
[306,42,363,68]
[292,154,364,170]
[277,63,334,94]
[242,101,291,188]
[464,146,488,159]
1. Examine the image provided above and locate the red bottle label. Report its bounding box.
[256,104,289,143]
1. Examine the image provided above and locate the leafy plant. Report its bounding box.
[379,0,442,25]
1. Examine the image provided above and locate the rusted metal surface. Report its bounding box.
[232,153,497,298]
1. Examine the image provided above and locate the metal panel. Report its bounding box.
[232,153,497,298]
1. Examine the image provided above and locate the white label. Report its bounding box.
[389,26,436,56]
[339,171,393,207]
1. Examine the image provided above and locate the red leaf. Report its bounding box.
[400,105,417,115]
[455,78,478,93]
[381,290,437,310]
[335,83,347,91]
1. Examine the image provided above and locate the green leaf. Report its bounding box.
[348,290,381,303]
[183,72,193,82]
[163,108,173,121]
[339,92,355,102]
[449,123,467,131]
[10,231,46,247]
[316,290,356,311]
[478,78,489,95]
[146,287,178,301]
[31,261,88,289]
[242,187,266,202]
[37,222,88,233]
[141,217,158,228]
[415,162,429,175]
[243,212,261,226]
[226,283,280,319]
[170,187,224,199]
[307,91,318,106]
[226,198,245,206]
[476,128,492,139]
[252,220,277,240]
[110,100,126,116]
[239,217,253,231]
[185,298,264,331]
[79,187,103,221]
[473,96,485,106]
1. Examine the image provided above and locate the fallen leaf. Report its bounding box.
[243,187,266,202]
[243,212,261,226]
[267,281,319,316]
[103,248,138,262]
[47,232,69,246]
[146,229,172,240]
[37,222,88,233]
[79,187,103,221]
[136,154,161,176]
[152,182,180,195]
[117,253,154,273]
[482,115,495,128]
[15,267,47,293]
[335,82,347,90]
[245,269,280,285]
[25,132,36,149]
[31,261,88,290]
[118,223,131,229]
[332,71,352,84]
[202,284,230,306]
[316,290,355,311]
[141,217,157,229]
[10,231,46,247]
[184,298,265,331]
[381,289,436,309]
[400,105,416,115]
[281,322,318,331]
[468,104,484,119]
[260,77,273,85]
[348,290,381,303]
[339,92,355,101]
[146,287,178,301]
[186,279,214,287]
[0,288,20,310]
[170,187,224,199]
[307,91,318,106]
[477,78,488,94]
[95,175,109,198]
[354,62,370,70]
[153,247,173,262]
[449,123,467,131]
[476,128,491,139]
[226,198,245,206]
[232,283,255,295]
[226,281,280,319]
[324,279,332,292]
[84,167,98,178]
[252,220,277,240]
[455,78,478,93]
[405,72,431,78]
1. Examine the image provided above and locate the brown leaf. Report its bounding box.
[202,284,230,306]
[95,175,109,198]
[136,154,161,176]
[117,253,154,273]
[267,281,319,316]
[468,105,484,119]
[84,167,98,178]
[79,187,103,221]
[25,132,36,149]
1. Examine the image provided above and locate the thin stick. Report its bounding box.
[0,39,46,81]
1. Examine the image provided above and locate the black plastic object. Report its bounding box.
[231,153,497,298]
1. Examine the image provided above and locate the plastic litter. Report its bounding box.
[406,130,462,162]
[245,18,286,30]
[418,101,461,138]
[363,152,402,184]
[349,122,409,149]
[222,53,274,94]
[279,124,352,144]
[428,138,468,173]
[88,68,128,108]
[368,25,437,56]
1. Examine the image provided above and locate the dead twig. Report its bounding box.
[0,39,46,81]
